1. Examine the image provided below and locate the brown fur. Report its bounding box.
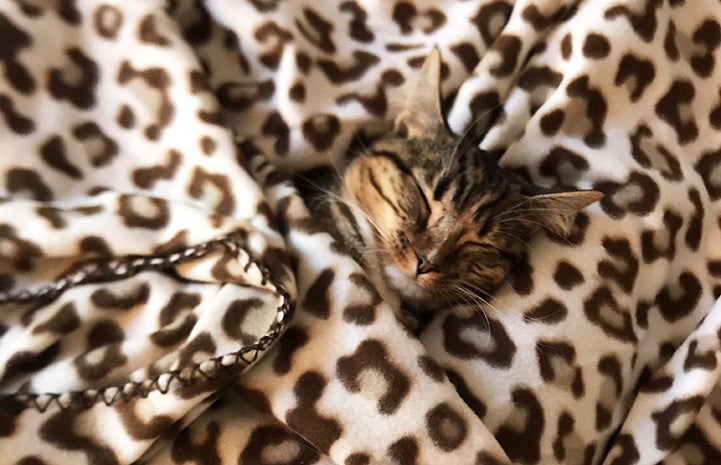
[303,48,602,322]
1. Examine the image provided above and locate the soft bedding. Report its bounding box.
[1,1,720,464]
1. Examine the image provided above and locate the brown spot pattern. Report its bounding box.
[442,314,516,367]
[48,47,99,109]
[615,54,655,102]
[655,271,702,322]
[584,286,637,343]
[0,93,34,134]
[0,11,36,94]
[495,388,544,464]
[604,0,662,42]
[132,149,181,188]
[426,402,467,452]
[655,80,698,145]
[286,371,343,454]
[336,339,410,415]
[598,237,639,293]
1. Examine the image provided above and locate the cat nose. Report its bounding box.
[416,254,434,275]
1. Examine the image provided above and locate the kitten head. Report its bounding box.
[342,48,602,310]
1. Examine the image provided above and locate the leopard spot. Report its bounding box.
[0,342,61,386]
[417,355,444,382]
[583,33,611,58]
[561,33,573,59]
[539,146,590,187]
[302,114,340,151]
[388,436,418,465]
[132,149,181,189]
[116,104,135,128]
[615,54,655,102]
[151,292,200,347]
[426,403,467,452]
[629,124,682,181]
[655,271,702,322]
[337,84,388,117]
[392,2,446,35]
[442,314,516,367]
[316,50,379,84]
[0,94,34,134]
[446,369,486,419]
[261,111,290,155]
[254,21,293,70]
[295,7,335,53]
[273,326,309,375]
[554,261,584,289]
[584,286,637,343]
[495,388,544,463]
[522,3,567,31]
[685,188,703,250]
[450,42,481,73]
[221,298,266,345]
[94,4,123,39]
[604,0,662,42]
[302,268,334,319]
[138,13,170,46]
[117,61,174,140]
[684,339,717,371]
[509,252,534,295]
[117,194,170,229]
[595,171,660,218]
[655,79,698,145]
[286,371,342,453]
[536,340,584,398]
[518,66,563,91]
[652,396,705,450]
[40,135,82,179]
[47,47,99,109]
[33,302,81,335]
[665,20,680,61]
[187,167,235,215]
[490,34,522,77]
[695,149,721,200]
[73,122,119,167]
[90,282,150,311]
[604,433,640,465]
[198,136,216,156]
[471,1,513,47]
[0,11,36,94]
[524,298,568,324]
[689,19,721,78]
[641,208,683,263]
[336,339,411,415]
[240,424,320,465]
[598,237,639,293]
[340,1,375,43]
[6,168,53,201]
[345,453,371,465]
[566,75,607,147]
[289,81,305,102]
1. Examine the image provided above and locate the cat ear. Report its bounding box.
[528,190,604,236]
[394,47,445,138]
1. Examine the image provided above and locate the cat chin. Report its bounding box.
[383,263,428,300]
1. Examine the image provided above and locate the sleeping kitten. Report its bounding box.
[299,48,602,326]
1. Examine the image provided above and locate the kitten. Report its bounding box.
[300,48,602,326]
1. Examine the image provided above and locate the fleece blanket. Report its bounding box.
[1,1,720,464]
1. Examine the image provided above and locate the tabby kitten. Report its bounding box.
[303,48,602,324]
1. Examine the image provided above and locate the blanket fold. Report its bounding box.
[1,1,721,465]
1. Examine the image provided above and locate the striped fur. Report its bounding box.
[302,49,602,323]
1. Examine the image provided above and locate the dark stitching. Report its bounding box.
[1,231,291,412]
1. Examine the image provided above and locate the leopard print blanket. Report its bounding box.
[1,1,720,464]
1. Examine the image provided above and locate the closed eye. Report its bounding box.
[461,241,515,260]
